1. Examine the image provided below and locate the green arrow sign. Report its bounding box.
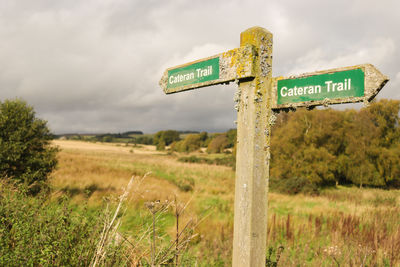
[272,64,389,109]
[277,68,364,105]
[167,57,220,89]
[160,45,257,94]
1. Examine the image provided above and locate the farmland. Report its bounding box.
[50,140,400,266]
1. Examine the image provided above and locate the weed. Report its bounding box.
[265,245,284,267]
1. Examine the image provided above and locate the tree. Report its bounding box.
[226,129,237,148]
[0,99,58,193]
[153,130,180,150]
[207,134,230,154]
[156,139,166,151]
[171,134,202,153]
[271,109,343,186]
[270,99,400,188]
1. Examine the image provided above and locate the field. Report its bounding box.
[51,140,400,266]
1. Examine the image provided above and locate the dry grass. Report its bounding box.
[52,140,234,204]
[51,140,400,266]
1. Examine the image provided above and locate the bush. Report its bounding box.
[176,177,195,192]
[0,182,127,266]
[226,129,237,148]
[0,99,58,194]
[171,134,202,153]
[156,139,166,151]
[154,130,180,150]
[207,134,229,153]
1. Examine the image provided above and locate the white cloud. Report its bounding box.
[286,37,396,75]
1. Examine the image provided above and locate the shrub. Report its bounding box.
[182,134,202,152]
[0,99,58,194]
[207,134,229,153]
[226,129,237,148]
[156,139,166,151]
[176,177,195,192]
[171,134,202,153]
[154,130,180,150]
[0,182,127,266]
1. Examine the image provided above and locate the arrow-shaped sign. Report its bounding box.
[271,64,389,109]
[159,45,256,94]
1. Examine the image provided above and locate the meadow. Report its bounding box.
[51,140,400,266]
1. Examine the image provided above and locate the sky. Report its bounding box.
[0,0,399,134]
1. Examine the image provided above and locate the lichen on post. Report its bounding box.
[232,26,273,267]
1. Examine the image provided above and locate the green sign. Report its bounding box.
[277,68,365,105]
[167,57,220,89]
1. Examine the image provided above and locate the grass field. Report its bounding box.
[51,140,400,266]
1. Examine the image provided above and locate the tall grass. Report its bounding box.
[50,140,400,266]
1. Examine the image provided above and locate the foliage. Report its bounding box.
[0,182,126,266]
[0,99,58,194]
[199,131,209,145]
[171,134,202,153]
[132,135,154,145]
[156,139,166,151]
[154,130,180,150]
[225,129,237,148]
[207,134,230,153]
[271,99,400,188]
[265,246,284,267]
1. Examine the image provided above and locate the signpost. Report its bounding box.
[159,27,388,267]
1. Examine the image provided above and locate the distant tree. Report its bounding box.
[171,134,202,153]
[376,144,400,187]
[0,99,58,194]
[198,131,208,147]
[134,136,153,145]
[183,134,202,152]
[123,131,143,135]
[270,99,400,188]
[341,100,400,187]
[226,129,237,148]
[271,108,347,186]
[154,130,180,150]
[367,99,400,147]
[156,139,166,151]
[102,135,113,142]
[207,134,230,154]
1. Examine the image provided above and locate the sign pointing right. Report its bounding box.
[272,64,389,110]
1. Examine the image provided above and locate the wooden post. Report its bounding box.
[232,27,273,267]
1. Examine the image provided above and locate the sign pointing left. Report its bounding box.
[159,45,256,94]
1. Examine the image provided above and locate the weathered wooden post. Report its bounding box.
[232,27,273,267]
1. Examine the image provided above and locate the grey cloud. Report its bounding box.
[0,0,399,134]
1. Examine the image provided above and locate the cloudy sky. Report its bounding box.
[0,0,399,134]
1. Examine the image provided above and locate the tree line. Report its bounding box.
[7,96,395,191]
[270,99,400,189]
[153,129,237,153]
[154,99,400,189]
